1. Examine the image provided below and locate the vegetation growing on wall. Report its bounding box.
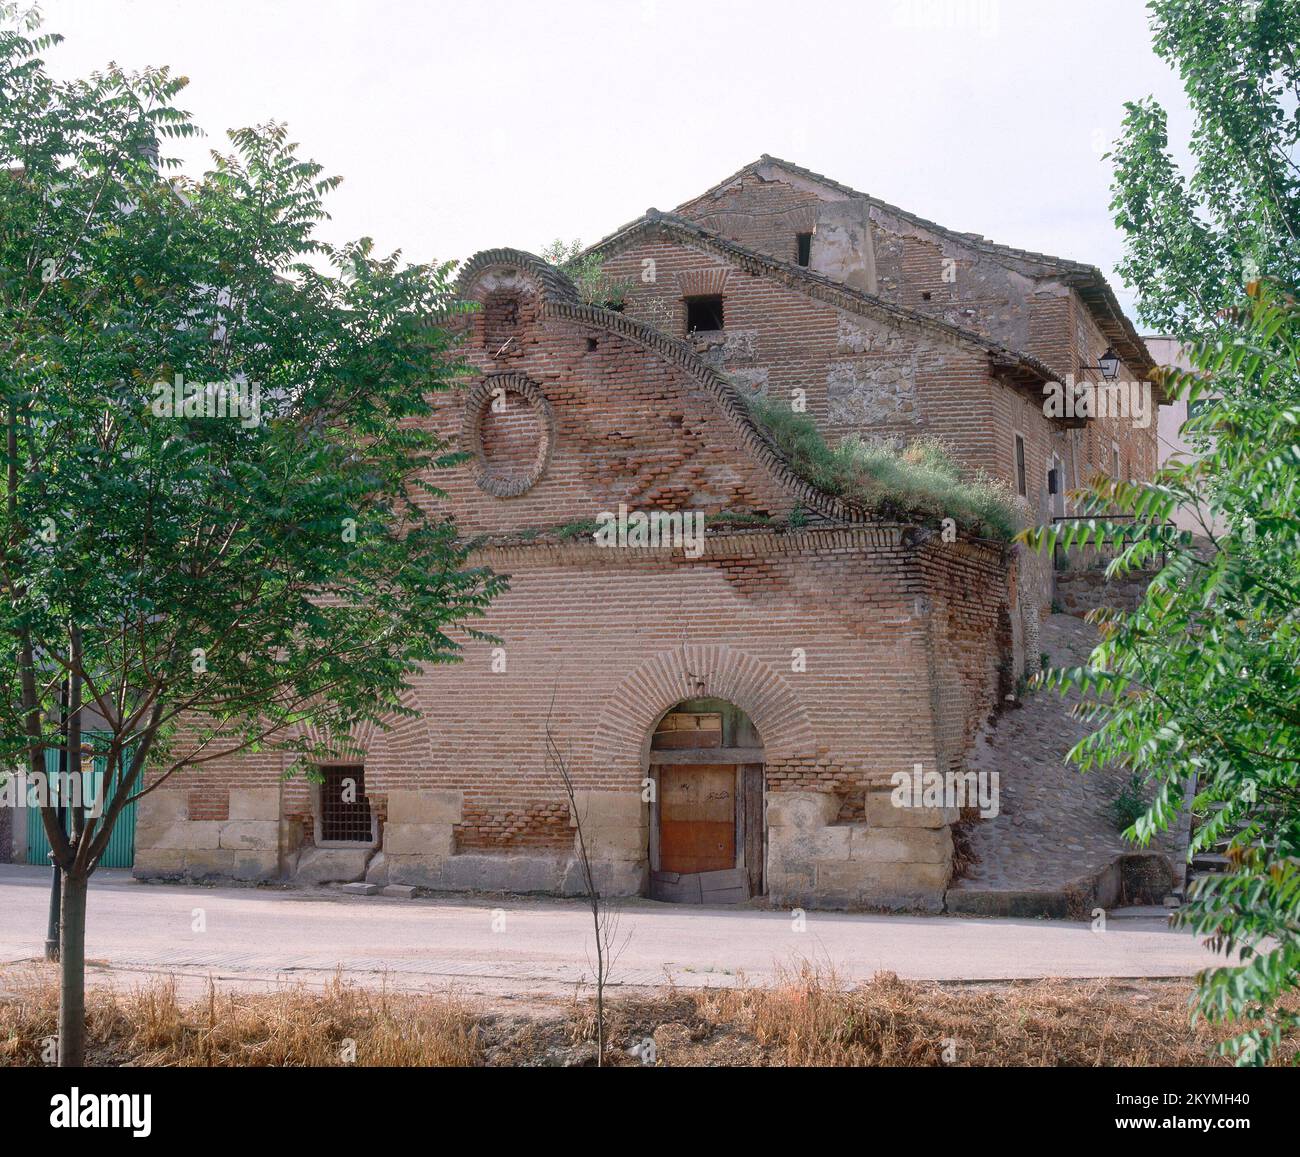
[744,392,1021,540]
[539,238,634,310]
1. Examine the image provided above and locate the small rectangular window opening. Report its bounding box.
[320,765,373,843]
[685,295,724,333]
[795,232,813,267]
[1014,434,1027,498]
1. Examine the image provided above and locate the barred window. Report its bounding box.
[320,765,372,843]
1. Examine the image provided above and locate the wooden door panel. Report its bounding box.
[660,764,735,874]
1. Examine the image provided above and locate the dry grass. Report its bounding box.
[4,963,1296,1066]
[0,968,480,1067]
[684,965,1299,1066]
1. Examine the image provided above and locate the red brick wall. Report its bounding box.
[673,166,1158,502]
[677,171,822,264]
[144,527,1012,861]
[137,253,1019,882]
[600,231,1056,500]
[431,292,800,534]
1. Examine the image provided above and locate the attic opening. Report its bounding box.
[795,232,813,267]
[685,295,724,334]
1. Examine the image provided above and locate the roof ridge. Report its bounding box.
[693,155,1095,273]
[667,155,1153,375]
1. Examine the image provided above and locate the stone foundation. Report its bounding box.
[134,788,280,882]
[767,790,954,911]
[1055,568,1156,617]
[375,788,647,898]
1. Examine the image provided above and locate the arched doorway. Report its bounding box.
[647,699,765,904]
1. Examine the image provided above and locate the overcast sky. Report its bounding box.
[39,0,1194,320]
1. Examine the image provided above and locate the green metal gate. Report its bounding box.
[26,735,137,869]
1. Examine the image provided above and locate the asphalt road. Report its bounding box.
[0,863,1229,998]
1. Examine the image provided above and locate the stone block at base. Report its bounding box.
[228,788,279,821]
[218,820,279,851]
[382,822,454,857]
[767,790,952,911]
[294,847,371,885]
[134,847,279,883]
[386,789,463,826]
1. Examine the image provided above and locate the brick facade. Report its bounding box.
[128,158,1157,911]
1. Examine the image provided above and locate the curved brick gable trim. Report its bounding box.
[455,246,881,526]
[454,247,581,304]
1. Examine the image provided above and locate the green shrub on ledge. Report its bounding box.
[744,392,1021,540]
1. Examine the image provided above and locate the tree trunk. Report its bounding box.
[58,870,88,1067]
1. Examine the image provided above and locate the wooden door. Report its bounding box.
[659,764,735,874]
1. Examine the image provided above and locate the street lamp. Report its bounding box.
[1081,346,1122,381]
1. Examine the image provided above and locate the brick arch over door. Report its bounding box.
[590,645,816,774]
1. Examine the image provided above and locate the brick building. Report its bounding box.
[125,157,1158,911]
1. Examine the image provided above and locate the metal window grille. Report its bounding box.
[320,765,372,842]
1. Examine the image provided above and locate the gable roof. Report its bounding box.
[585,208,1064,394]
[673,154,1155,379]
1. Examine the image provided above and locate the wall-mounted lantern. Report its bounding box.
[1081,346,1121,381]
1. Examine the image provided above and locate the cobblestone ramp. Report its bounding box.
[947,614,1188,917]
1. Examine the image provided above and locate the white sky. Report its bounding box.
[38,0,1195,319]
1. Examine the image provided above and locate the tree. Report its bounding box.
[544,702,626,1066]
[1032,0,1300,1066]
[1108,0,1300,339]
[0,7,502,1064]
[1024,283,1300,1064]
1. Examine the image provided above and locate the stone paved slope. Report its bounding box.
[951,614,1187,905]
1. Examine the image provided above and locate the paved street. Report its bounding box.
[0,864,1229,999]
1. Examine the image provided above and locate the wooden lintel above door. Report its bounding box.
[648,747,764,765]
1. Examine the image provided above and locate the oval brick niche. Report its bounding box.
[465,374,555,497]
